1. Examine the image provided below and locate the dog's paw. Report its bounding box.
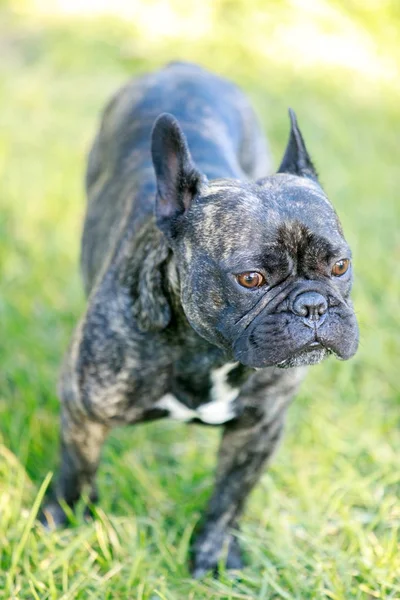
[38,501,69,530]
[191,532,244,579]
[225,535,244,570]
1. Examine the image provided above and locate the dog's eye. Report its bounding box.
[332,259,350,277]
[236,272,265,289]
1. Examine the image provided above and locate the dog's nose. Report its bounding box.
[292,291,328,325]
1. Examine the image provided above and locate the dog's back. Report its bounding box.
[82,61,270,293]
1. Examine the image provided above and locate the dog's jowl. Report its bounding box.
[40,62,359,577]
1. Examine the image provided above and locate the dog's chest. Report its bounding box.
[155,362,241,424]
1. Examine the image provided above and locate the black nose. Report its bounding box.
[292,291,328,323]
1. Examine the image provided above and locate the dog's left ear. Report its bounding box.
[151,113,205,237]
[277,109,318,181]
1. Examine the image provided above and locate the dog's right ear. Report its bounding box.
[277,109,318,181]
[151,113,205,237]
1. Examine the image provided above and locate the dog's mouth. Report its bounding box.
[233,333,332,369]
[231,302,359,369]
[275,340,331,369]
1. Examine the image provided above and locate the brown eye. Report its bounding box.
[236,271,266,289]
[332,259,350,277]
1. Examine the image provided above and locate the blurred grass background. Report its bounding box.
[0,0,399,598]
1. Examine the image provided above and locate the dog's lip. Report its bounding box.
[296,341,326,356]
[294,338,324,352]
[274,341,329,367]
[304,339,335,355]
[286,339,329,358]
[307,340,322,349]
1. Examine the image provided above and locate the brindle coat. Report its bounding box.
[40,62,358,577]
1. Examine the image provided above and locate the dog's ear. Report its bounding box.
[277,109,318,181]
[151,113,205,236]
[124,224,174,332]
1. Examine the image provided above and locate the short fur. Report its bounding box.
[40,62,358,577]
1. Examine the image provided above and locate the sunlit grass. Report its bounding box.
[0,2,399,598]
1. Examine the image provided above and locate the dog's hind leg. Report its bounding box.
[39,404,109,528]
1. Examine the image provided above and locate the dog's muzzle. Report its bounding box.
[231,281,358,368]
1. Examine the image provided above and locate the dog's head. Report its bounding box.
[150,111,358,368]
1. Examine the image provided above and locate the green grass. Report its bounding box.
[0,2,399,598]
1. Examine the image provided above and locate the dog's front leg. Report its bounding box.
[191,369,303,578]
[40,402,109,528]
[191,412,285,577]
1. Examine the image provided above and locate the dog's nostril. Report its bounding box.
[292,292,328,320]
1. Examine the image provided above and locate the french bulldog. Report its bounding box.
[40,61,359,577]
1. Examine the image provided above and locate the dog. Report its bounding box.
[40,61,359,577]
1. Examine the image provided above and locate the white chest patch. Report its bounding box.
[155,362,240,425]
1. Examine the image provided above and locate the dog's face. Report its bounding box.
[151,112,359,368]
